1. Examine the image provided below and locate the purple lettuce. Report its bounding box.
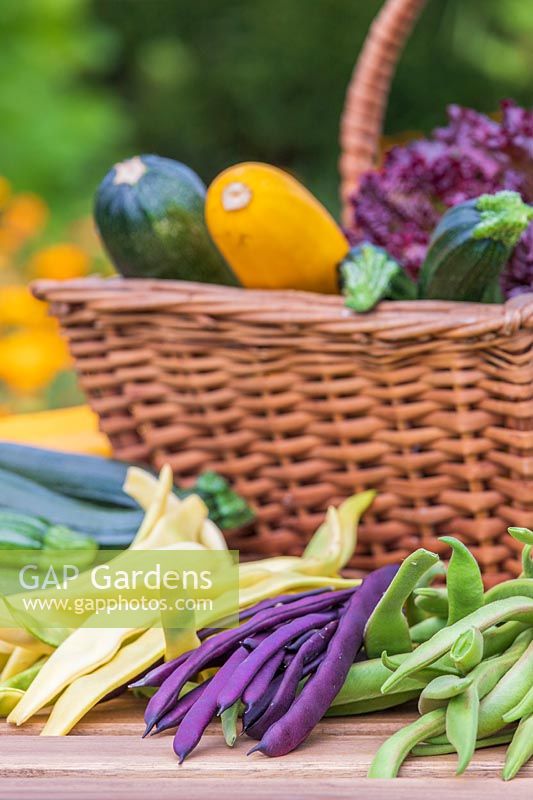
[349,100,533,297]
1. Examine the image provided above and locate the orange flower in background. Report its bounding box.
[0,174,99,411]
[0,329,71,393]
[0,177,11,209]
[30,243,90,280]
[2,193,48,238]
[0,285,50,327]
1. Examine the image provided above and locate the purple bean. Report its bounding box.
[144,589,354,732]
[217,611,338,714]
[200,588,332,635]
[243,647,325,732]
[285,629,317,653]
[242,650,286,708]
[301,652,325,677]
[151,679,212,736]
[104,658,164,701]
[249,565,398,757]
[237,587,331,619]
[135,589,336,689]
[246,621,338,740]
[131,652,190,689]
[243,674,283,729]
[173,646,249,763]
[241,632,270,650]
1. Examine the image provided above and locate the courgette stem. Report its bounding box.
[474,191,533,247]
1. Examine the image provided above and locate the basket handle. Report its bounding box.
[339,0,427,226]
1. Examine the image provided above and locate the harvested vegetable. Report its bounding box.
[143,565,397,761]
[6,473,370,735]
[205,162,349,293]
[0,509,97,568]
[0,442,254,541]
[368,528,533,780]
[94,155,238,285]
[418,191,533,301]
[249,566,397,757]
[349,100,533,299]
[339,243,416,312]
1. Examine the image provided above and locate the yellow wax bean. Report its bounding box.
[163,627,200,662]
[41,628,162,736]
[1,644,51,682]
[7,627,144,726]
[235,571,361,612]
[238,569,273,588]
[304,490,376,568]
[6,531,210,727]
[200,519,229,551]
[130,465,174,546]
[144,495,208,548]
[0,688,25,717]
[0,628,41,649]
[238,509,342,579]
[0,639,15,658]
[123,465,181,514]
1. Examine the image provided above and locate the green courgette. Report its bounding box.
[94,155,239,285]
[418,191,533,301]
[0,444,254,543]
[0,442,138,508]
[0,511,98,570]
[0,511,49,537]
[0,468,142,546]
[0,529,44,550]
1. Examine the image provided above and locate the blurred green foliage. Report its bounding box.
[0,0,129,226]
[1,0,533,221]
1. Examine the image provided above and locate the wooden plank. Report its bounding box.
[0,777,531,800]
[1,698,531,799]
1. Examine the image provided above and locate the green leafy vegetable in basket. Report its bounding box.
[176,471,254,531]
[339,243,417,312]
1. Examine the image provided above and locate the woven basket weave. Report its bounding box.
[33,279,533,586]
[32,0,533,585]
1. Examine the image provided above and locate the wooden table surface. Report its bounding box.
[1,696,531,799]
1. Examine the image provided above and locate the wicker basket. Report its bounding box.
[33,0,532,585]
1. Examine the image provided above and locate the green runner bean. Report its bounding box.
[450,627,484,674]
[406,561,446,626]
[409,616,446,644]
[332,656,425,707]
[368,709,446,778]
[502,714,533,781]
[478,639,533,738]
[508,527,533,546]
[412,731,514,757]
[446,684,479,774]
[440,537,484,625]
[364,549,439,659]
[482,621,529,659]
[503,683,533,723]
[522,545,533,579]
[381,597,533,694]
[484,578,533,604]
[414,587,449,618]
[418,674,473,714]
[326,691,420,716]
[221,700,242,747]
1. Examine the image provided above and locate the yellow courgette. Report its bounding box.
[206,162,349,293]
